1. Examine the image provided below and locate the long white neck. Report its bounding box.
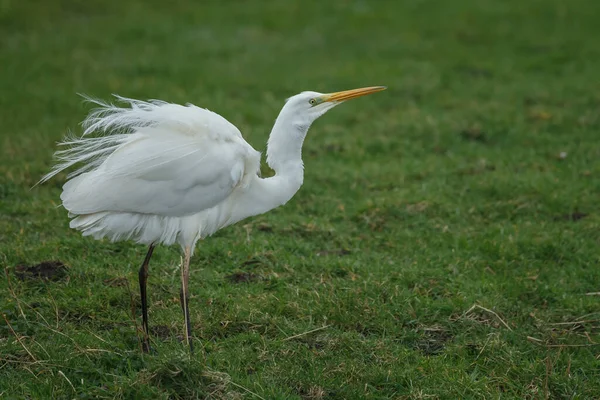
[266,107,311,185]
[261,106,313,204]
[228,106,312,223]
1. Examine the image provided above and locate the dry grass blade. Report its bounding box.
[282,324,331,341]
[548,320,600,326]
[5,267,26,320]
[463,304,512,331]
[3,314,37,362]
[527,336,600,348]
[203,369,266,400]
[58,370,76,392]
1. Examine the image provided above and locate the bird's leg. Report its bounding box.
[180,246,194,354]
[138,244,155,353]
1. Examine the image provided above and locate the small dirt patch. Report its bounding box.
[460,126,487,143]
[151,325,173,340]
[226,272,260,284]
[316,249,351,257]
[15,261,68,281]
[555,212,588,222]
[103,277,129,287]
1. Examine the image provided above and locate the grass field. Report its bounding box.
[2,0,600,398]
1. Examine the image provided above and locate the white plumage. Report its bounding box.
[43,97,262,248]
[42,86,386,352]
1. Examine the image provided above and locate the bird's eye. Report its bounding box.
[309,98,317,106]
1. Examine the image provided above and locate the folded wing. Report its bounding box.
[44,96,260,217]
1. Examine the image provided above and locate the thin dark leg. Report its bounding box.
[180,247,194,354]
[138,244,155,353]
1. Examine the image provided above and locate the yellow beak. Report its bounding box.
[322,86,387,102]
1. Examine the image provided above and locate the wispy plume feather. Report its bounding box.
[38,95,192,185]
[80,94,169,136]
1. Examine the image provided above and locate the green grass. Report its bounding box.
[1,0,600,398]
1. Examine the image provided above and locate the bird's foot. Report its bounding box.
[141,337,157,354]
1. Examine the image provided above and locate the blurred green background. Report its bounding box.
[1,0,599,398]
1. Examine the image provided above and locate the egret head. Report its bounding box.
[281,86,387,129]
[267,85,386,171]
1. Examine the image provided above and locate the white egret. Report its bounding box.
[41,86,386,352]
